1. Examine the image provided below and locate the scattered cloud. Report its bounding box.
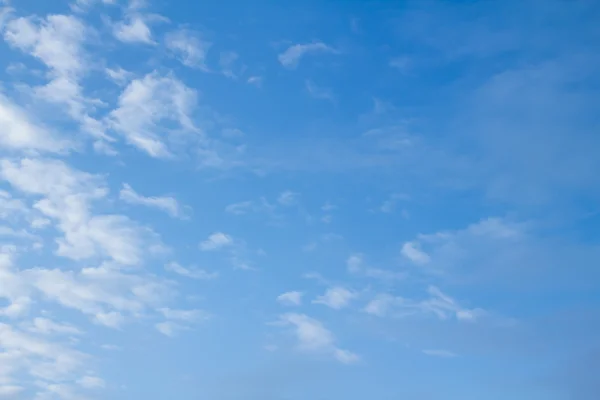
[364,286,485,322]
[277,313,358,364]
[108,72,199,158]
[199,232,233,251]
[219,50,239,78]
[113,15,154,44]
[389,56,411,72]
[3,13,110,146]
[120,183,184,218]
[278,42,338,68]
[165,262,218,280]
[165,28,211,69]
[27,318,82,336]
[277,190,298,206]
[156,307,209,337]
[313,287,355,310]
[0,94,69,153]
[247,76,262,87]
[378,193,409,213]
[105,66,132,85]
[401,241,431,265]
[77,375,105,389]
[0,158,158,266]
[277,291,303,306]
[305,80,335,102]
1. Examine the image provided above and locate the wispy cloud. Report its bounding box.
[278,42,338,68]
[120,183,185,218]
[165,262,218,280]
[277,291,303,306]
[276,313,359,364]
[165,28,211,69]
[364,286,485,322]
[199,232,234,251]
[313,287,355,310]
[305,80,335,102]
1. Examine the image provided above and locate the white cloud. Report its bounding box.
[159,307,208,322]
[0,94,69,153]
[277,313,358,364]
[71,0,116,12]
[422,349,457,358]
[333,348,360,364]
[346,254,363,273]
[364,286,485,322]
[277,291,303,306]
[313,287,355,310]
[76,375,105,389]
[199,232,233,251]
[389,56,411,72]
[165,262,217,280]
[247,76,262,87]
[4,14,110,145]
[24,265,171,328]
[363,294,393,317]
[108,72,199,158]
[94,311,125,328]
[0,385,23,397]
[401,241,431,265]
[4,15,85,76]
[155,321,179,337]
[113,16,154,44]
[28,318,82,336]
[378,193,409,213]
[346,253,406,282]
[165,28,211,69]
[278,42,338,68]
[277,190,298,206]
[0,158,157,266]
[305,80,335,102]
[225,200,255,215]
[120,183,183,218]
[155,307,208,337]
[219,50,239,78]
[0,322,86,384]
[105,66,132,85]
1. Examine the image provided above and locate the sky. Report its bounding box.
[0,0,599,399]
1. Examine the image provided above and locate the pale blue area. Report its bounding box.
[0,0,599,399]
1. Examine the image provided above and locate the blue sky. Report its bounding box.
[0,0,599,399]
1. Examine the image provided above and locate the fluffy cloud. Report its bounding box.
[113,13,154,44]
[0,322,87,388]
[0,94,69,153]
[0,158,156,266]
[4,14,110,145]
[108,72,199,157]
